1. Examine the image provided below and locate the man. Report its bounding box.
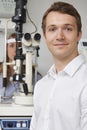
[30,2,87,130]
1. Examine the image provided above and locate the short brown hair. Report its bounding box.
[42,1,82,34]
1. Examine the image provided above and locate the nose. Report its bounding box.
[56,28,64,40]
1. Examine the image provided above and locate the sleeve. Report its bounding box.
[80,85,87,130]
[5,83,15,97]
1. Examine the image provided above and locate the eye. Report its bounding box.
[63,26,73,32]
[66,27,72,31]
[48,27,57,32]
[9,44,15,48]
[11,44,13,48]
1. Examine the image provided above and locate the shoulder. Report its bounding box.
[36,74,48,84]
[34,74,49,92]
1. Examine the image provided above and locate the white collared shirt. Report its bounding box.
[30,54,87,130]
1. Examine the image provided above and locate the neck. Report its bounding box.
[54,52,79,73]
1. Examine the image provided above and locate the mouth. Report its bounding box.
[54,43,68,47]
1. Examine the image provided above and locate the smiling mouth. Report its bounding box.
[54,43,68,46]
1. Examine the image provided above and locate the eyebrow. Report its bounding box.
[47,23,75,28]
[64,24,75,27]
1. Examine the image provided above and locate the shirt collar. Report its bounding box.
[47,64,56,78]
[47,54,86,78]
[64,54,86,77]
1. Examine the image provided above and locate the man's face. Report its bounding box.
[44,11,82,61]
[7,42,16,62]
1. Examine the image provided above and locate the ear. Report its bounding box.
[78,31,82,41]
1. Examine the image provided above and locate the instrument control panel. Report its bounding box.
[0,117,31,130]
